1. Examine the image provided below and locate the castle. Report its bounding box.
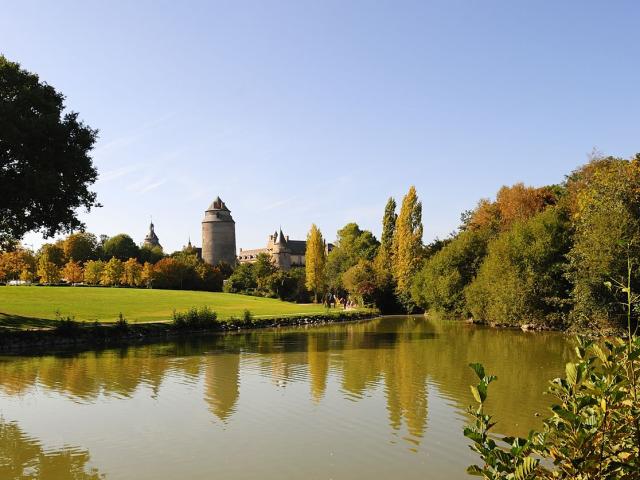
[144,197,322,270]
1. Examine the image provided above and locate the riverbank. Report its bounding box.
[0,310,376,354]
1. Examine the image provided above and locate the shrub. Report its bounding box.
[464,335,640,479]
[171,306,219,330]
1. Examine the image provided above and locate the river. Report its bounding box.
[0,315,572,479]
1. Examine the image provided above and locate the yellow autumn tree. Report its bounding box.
[121,258,143,286]
[62,260,83,284]
[305,224,327,302]
[37,252,61,284]
[101,257,124,286]
[391,186,423,299]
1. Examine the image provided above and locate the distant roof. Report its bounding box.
[288,240,306,255]
[206,196,229,211]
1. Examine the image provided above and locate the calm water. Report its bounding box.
[0,316,572,479]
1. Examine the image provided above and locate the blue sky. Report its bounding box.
[3,1,639,252]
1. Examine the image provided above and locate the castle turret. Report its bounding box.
[271,228,291,270]
[144,221,161,249]
[202,196,237,266]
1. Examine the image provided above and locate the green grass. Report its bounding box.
[0,286,334,329]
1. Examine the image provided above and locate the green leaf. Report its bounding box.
[469,363,485,380]
[466,465,484,476]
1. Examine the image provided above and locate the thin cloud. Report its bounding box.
[98,164,141,182]
[127,176,168,195]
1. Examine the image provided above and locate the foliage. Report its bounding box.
[391,186,424,305]
[101,257,124,286]
[172,306,220,330]
[306,224,327,302]
[37,247,62,284]
[102,234,140,261]
[139,244,164,264]
[464,335,640,479]
[412,228,490,316]
[121,258,143,286]
[326,222,379,291]
[62,260,83,284]
[152,257,195,290]
[83,260,105,285]
[0,55,99,248]
[141,262,155,288]
[62,232,98,263]
[567,155,640,329]
[224,262,257,294]
[464,206,572,326]
[0,248,36,282]
[342,260,378,306]
[254,252,278,292]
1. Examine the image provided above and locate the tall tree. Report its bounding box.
[62,232,98,263]
[102,234,140,261]
[305,224,327,302]
[380,197,397,265]
[0,56,99,247]
[392,186,423,298]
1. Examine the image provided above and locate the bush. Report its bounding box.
[464,335,640,479]
[171,307,219,330]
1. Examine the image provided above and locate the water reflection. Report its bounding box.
[0,316,572,479]
[0,419,104,479]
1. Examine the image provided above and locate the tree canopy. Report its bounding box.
[0,55,99,247]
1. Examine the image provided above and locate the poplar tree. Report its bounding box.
[377,197,397,270]
[305,224,327,302]
[392,186,423,297]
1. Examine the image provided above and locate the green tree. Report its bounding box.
[412,228,491,316]
[326,223,379,291]
[378,197,397,270]
[464,206,572,326]
[62,232,98,263]
[0,55,99,247]
[391,186,423,303]
[139,244,164,264]
[566,155,640,330]
[224,263,257,294]
[101,257,124,286]
[102,234,140,261]
[37,243,65,267]
[254,252,278,294]
[305,224,327,302]
[342,260,378,306]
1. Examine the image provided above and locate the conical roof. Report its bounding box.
[206,196,229,212]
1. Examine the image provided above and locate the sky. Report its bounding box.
[2,0,640,252]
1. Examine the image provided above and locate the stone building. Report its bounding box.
[143,221,162,249]
[238,228,333,270]
[201,196,237,266]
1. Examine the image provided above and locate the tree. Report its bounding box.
[566,154,640,329]
[411,228,491,316]
[195,262,224,292]
[62,260,84,284]
[305,224,327,302]
[141,262,156,288]
[62,232,98,263]
[121,258,143,286]
[0,55,99,247]
[139,244,164,264]
[254,252,278,294]
[0,248,36,282]
[464,206,572,326]
[37,251,61,284]
[152,257,194,290]
[342,260,378,306]
[391,186,423,302]
[83,260,105,285]
[325,223,379,291]
[36,243,65,267]
[101,257,124,286]
[378,197,397,270]
[102,234,139,261]
[224,263,257,294]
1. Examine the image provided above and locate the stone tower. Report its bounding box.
[202,196,237,266]
[144,221,161,249]
[271,228,291,270]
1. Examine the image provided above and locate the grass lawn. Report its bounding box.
[0,286,333,329]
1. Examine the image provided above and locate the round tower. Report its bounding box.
[271,228,291,270]
[202,196,237,266]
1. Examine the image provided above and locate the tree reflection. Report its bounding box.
[0,419,105,479]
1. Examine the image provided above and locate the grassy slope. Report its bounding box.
[0,286,331,327]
